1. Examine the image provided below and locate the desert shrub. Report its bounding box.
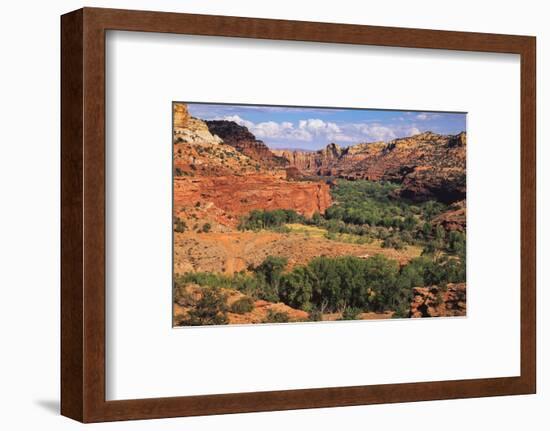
[308,308,323,322]
[178,288,228,326]
[176,271,276,302]
[391,303,411,318]
[176,272,234,289]
[253,256,287,291]
[421,222,432,238]
[311,211,322,225]
[435,224,446,241]
[202,223,212,233]
[339,307,362,321]
[263,309,290,323]
[173,285,198,307]
[399,255,465,287]
[173,217,187,233]
[230,296,255,314]
[382,235,405,250]
[447,230,466,254]
[238,209,304,231]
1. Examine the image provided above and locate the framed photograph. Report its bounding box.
[61,7,536,422]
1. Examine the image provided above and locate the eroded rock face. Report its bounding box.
[173,104,260,177]
[273,142,345,176]
[431,200,466,232]
[173,103,190,128]
[174,174,332,222]
[276,131,466,203]
[409,283,466,318]
[173,103,332,227]
[205,120,287,168]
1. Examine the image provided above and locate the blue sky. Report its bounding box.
[186,103,466,151]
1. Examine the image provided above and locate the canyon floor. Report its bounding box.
[174,228,422,275]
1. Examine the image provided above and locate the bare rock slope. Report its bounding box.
[274,131,466,203]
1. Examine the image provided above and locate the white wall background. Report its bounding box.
[0,0,546,429]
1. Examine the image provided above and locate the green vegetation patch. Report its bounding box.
[236,180,465,255]
[175,252,465,320]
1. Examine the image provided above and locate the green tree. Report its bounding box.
[230,296,255,314]
[339,307,362,320]
[179,288,228,326]
[279,266,314,310]
[448,230,466,254]
[253,256,288,301]
[422,222,432,238]
[263,309,290,323]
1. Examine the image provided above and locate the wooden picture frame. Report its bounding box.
[61,7,536,423]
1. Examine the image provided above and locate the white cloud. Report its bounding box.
[299,118,339,133]
[416,113,441,121]
[343,123,397,142]
[253,120,311,141]
[219,115,254,129]
[209,115,427,149]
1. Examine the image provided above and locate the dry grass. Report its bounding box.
[174,228,422,275]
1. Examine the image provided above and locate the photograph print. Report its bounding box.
[172,102,466,326]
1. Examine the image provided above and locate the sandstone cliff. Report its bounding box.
[172,103,332,228]
[431,200,466,232]
[275,131,466,203]
[173,103,259,176]
[174,174,332,225]
[274,142,344,175]
[205,120,288,168]
[409,283,466,318]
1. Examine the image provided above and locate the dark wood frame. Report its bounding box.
[61,7,536,423]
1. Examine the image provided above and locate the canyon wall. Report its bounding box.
[275,131,466,203]
[172,103,332,227]
[174,175,332,221]
[205,120,288,168]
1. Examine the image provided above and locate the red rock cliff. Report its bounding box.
[174,174,332,221]
[172,103,332,226]
[275,131,466,203]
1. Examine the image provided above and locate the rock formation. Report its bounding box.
[205,120,288,168]
[273,142,345,176]
[431,200,466,232]
[172,103,332,228]
[275,131,466,203]
[409,283,466,318]
[174,174,332,222]
[173,102,465,228]
[173,102,190,128]
[173,103,264,177]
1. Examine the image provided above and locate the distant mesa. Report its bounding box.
[274,131,466,203]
